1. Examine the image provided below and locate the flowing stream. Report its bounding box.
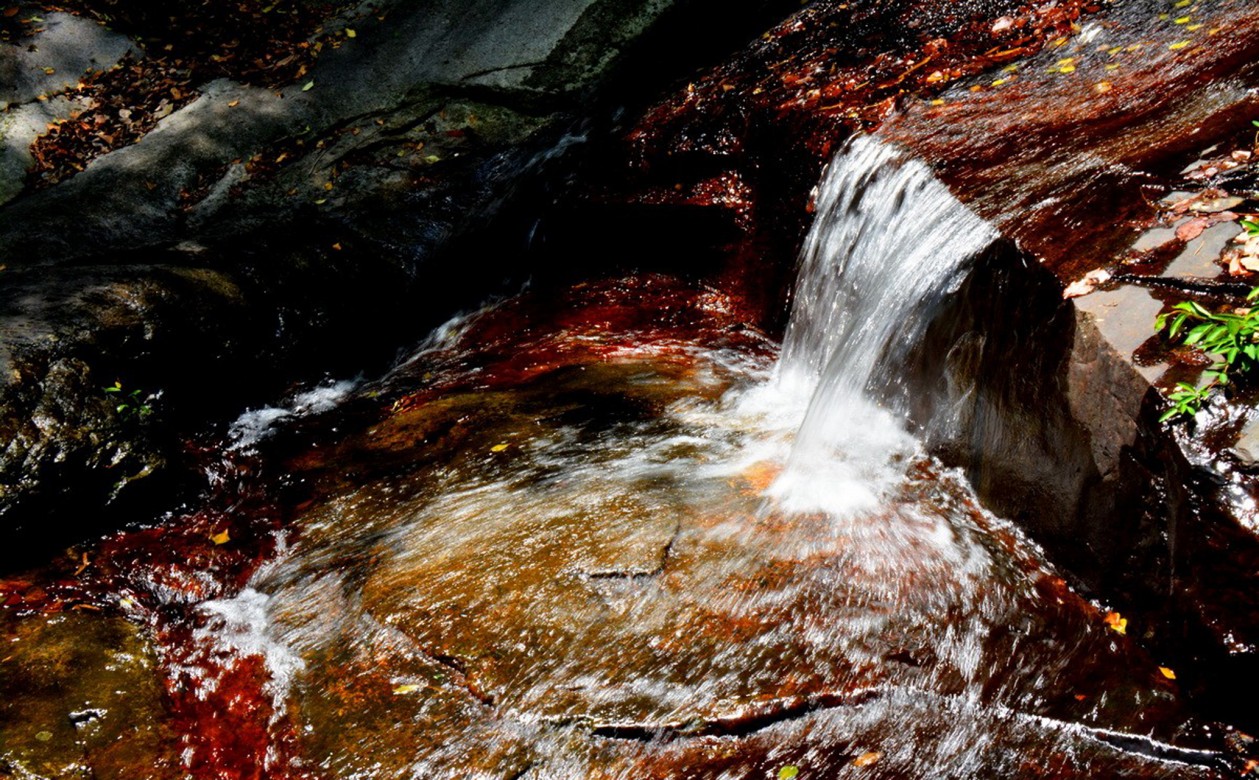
[0,137,1230,778]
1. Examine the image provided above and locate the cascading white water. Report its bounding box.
[763,135,998,516]
[132,135,1217,779]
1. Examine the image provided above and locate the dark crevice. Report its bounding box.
[589,687,886,741]
[459,61,549,83]
[1112,273,1254,299]
[1088,728,1234,775]
[503,760,538,780]
[582,520,681,581]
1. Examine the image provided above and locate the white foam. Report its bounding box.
[228,378,359,449]
[769,135,997,517]
[194,587,306,722]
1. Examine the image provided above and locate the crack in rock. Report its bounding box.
[574,687,888,741]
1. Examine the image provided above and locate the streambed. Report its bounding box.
[0,141,1240,778]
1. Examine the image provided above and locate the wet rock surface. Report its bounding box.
[2,0,1259,775]
[872,0,1259,715]
[0,0,794,553]
[0,612,179,779]
[563,0,1259,731]
[184,277,1233,776]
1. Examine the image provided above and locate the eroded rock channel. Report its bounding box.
[5,0,1259,777]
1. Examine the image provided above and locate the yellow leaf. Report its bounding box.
[345,28,356,38]
[211,530,230,545]
[227,99,240,107]
[1159,667,1177,680]
[1169,40,1191,50]
[490,443,509,452]
[1104,612,1127,635]
[393,683,421,694]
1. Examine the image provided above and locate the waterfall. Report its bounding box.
[766,135,997,516]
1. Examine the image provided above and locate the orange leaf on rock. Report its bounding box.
[1104,611,1127,635]
[853,752,882,767]
[1175,216,1210,242]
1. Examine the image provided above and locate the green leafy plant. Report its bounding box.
[1155,288,1259,421]
[1161,382,1213,422]
[104,381,154,420]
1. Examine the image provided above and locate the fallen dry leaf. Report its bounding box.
[211,530,230,545]
[853,752,882,767]
[1191,195,1244,214]
[1104,611,1127,635]
[1175,216,1211,242]
[1063,269,1112,299]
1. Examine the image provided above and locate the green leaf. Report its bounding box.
[301,80,315,92]
[1170,312,1189,338]
[779,767,800,780]
[1248,286,1259,301]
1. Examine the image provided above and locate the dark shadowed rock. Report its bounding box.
[0,0,797,560]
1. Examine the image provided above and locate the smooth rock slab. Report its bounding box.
[0,612,179,780]
[246,331,1216,776]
